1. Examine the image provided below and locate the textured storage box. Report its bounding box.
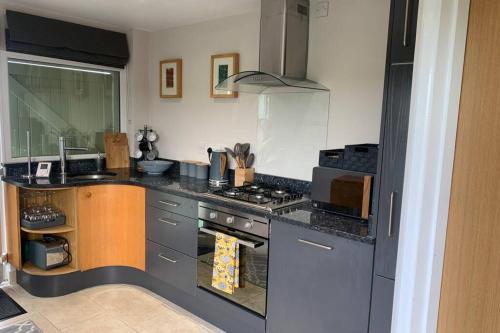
[343,144,379,173]
[319,149,344,168]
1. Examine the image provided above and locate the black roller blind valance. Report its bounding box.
[5,10,129,68]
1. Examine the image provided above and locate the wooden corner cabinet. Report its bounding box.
[4,184,80,275]
[77,185,145,271]
[3,183,145,277]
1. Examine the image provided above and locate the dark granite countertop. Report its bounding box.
[2,168,374,243]
[273,203,374,244]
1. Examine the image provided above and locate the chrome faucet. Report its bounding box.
[58,136,88,175]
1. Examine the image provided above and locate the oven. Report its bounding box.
[197,203,269,317]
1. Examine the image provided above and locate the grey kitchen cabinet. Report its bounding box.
[389,0,419,64]
[369,276,395,333]
[267,221,373,333]
[146,206,198,257]
[146,240,197,295]
[146,189,197,219]
[374,64,413,280]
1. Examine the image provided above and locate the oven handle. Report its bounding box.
[199,227,264,249]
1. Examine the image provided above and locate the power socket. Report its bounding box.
[314,0,329,18]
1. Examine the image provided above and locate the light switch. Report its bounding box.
[314,1,329,18]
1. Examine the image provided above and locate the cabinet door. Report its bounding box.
[369,275,395,333]
[267,221,373,333]
[4,184,21,270]
[375,64,413,279]
[78,185,145,271]
[390,0,419,63]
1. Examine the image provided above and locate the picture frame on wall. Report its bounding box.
[160,59,182,98]
[210,53,239,98]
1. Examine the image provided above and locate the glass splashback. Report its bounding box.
[256,92,330,181]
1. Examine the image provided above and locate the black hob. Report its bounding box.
[206,184,308,212]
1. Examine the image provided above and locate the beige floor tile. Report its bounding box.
[135,310,212,333]
[87,285,166,326]
[2,283,223,333]
[36,293,104,329]
[61,312,135,333]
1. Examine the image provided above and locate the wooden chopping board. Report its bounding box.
[104,133,130,169]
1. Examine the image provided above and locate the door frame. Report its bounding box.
[392,0,471,332]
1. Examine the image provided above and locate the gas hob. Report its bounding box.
[205,184,308,212]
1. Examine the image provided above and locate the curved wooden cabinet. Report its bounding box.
[77,185,145,271]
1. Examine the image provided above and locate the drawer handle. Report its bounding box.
[158,200,180,207]
[388,191,395,238]
[403,0,411,47]
[158,254,177,263]
[298,239,333,251]
[158,218,177,226]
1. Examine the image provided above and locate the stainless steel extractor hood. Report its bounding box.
[216,0,329,94]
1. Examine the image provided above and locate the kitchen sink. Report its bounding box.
[68,171,117,180]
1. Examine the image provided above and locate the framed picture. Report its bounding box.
[210,53,239,98]
[160,59,182,98]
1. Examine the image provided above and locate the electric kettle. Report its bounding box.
[208,148,229,186]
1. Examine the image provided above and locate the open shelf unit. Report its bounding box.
[19,187,79,275]
[21,225,75,234]
[22,262,79,276]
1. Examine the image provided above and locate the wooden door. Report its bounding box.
[438,1,500,332]
[78,185,145,271]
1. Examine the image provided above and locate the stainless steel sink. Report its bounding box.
[68,171,117,180]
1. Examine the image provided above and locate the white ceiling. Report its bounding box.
[0,0,260,32]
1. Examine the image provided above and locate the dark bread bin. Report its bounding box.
[319,149,344,168]
[343,144,378,173]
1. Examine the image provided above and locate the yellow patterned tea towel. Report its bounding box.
[211,232,240,294]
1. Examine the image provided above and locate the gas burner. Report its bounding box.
[224,189,239,197]
[207,183,307,211]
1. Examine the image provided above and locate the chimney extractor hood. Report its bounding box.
[216,0,329,94]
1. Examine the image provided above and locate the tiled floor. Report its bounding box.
[0,284,224,333]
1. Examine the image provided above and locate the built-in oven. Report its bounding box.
[197,203,269,317]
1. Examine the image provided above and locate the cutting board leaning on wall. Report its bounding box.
[104,133,130,169]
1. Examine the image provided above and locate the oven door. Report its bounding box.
[197,220,268,317]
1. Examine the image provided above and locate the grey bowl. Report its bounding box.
[138,160,173,175]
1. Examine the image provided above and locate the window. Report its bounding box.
[5,57,122,159]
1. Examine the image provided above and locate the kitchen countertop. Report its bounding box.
[2,168,374,244]
[273,203,373,244]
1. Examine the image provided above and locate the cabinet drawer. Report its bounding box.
[146,206,197,257]
[147,190,197,218]
[146,241,196,295]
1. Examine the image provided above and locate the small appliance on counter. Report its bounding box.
[311,166,374,220]
[28,235,71,270]
[207,148,229,186]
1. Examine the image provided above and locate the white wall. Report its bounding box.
[148,12,260,166]
[126,29,152,155]
[308,0,391,148]
[146,0,390,174]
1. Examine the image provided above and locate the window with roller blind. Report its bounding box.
[1,53,126,161]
